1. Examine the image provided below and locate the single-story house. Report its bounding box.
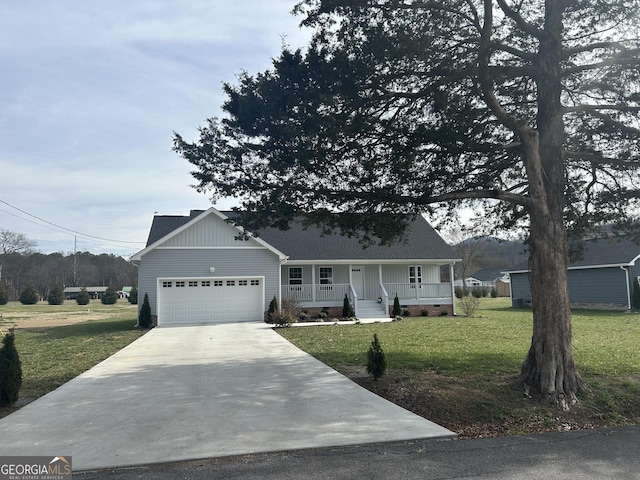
[460,268,511,296]
[63,286,108,300]
[504,237,640,309]
[130,207,460,326]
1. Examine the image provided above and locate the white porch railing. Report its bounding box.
[282,284,351,302]
[384,282,452,300]
[283,282,451,303]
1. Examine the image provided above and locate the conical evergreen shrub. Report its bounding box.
[342,294,353,318]
[47,285,65,305]
[367,333,387,380]
[139,293,152,328]
[633,280,640,311]
[266,296,278,323]
[392,294,402,317]
[101,286,118,305]
[76,287,90,305]
[0,283,8,305]
[19,284,39,305]
[128,286,138,305]
[0,328,22,407]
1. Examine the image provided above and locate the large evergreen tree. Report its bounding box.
[174,0,640,408]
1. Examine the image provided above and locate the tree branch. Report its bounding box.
[564,105,640,114]
[563,57,640,75]
[495,0,545,40]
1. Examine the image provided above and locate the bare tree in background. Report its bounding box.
[0,229,36,282]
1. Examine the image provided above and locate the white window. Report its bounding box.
[188,281,198,287]
[162,281,172,288]
[213,280,223,287]
[227,280,235,286]
[176,281,185,287]
[239,280,248,286]
[202,281,211,287]
[409,266,422,287]
[251,279,260,286]
[289,267,303,285]
[319,267,333,285]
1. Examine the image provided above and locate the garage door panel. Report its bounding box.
[158,277,264,326]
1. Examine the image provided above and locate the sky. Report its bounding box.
[0,1,311,258]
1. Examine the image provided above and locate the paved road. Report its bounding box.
[76,426,640,479]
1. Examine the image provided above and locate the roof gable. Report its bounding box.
[131,208,286,262]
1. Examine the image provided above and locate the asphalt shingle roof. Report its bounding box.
[504,237,640,272]
[146,209,457,261]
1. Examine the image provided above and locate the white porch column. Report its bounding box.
[312,264,316,302]
[449,263,457,316]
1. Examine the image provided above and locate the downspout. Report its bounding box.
[449,263,457,316]
[620,266,632,311]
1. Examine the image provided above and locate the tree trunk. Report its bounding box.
[519,0,587,409]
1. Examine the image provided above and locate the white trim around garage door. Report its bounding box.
[157,276,265,326]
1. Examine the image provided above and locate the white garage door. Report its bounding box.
[157,277,264,325]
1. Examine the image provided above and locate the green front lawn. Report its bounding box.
[278,298,640,437]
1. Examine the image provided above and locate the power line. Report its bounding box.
[0,198,146,245]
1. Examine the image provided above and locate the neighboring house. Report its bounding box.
[130,207,460,326]
[467,268,511,297]
[63,286,108,300]
[504,237,640,309]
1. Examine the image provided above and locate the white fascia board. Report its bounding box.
[504,262,635,275]
[283,258,461,265]
[130,207,287,262]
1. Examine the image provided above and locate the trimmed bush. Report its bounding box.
[19,284,39,305]
[367,333,387,380]
[0,283,8,305]
[47,285,65,305]
[0,328,22,407]
[392,294,402,317]
[128,286,138,305]
[139,293,152,328]
[76,287,90,305]
[342,294,354,318]
[101,286,118,305]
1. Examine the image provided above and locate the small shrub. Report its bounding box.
[101,286,118,305]
[128,286,138,305]
[299,311,310,321]
[0,283,8,305]
[47,285,65,305]
[490,287,498,298]
[459,294,480,317]
[392,295,402,317]
[270,310,298,328]
[402,309,410,317]
[342,294,354,318]
[454,286,464,299]
[266,296,278,323]
[317,311,328,319]
[139,293,152,328]
[421,309,429,316]
[19,284,39,305]
[76,287,90,305]
[367,333,387,380]
[0,327,22,407]
[472,287,482,298]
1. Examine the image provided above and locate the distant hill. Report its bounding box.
[452,236,528,279]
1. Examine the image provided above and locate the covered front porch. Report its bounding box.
[280,262,456,318]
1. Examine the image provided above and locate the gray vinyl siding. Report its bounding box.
[138,247,280,316]
[510,267,632,307]
[160,214,263,248]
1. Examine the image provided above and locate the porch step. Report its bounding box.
[356,300,388,319]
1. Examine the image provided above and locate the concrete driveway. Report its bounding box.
[0,322,454,471]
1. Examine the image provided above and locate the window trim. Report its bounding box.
[319,266,333,285]
[289,267,303,285]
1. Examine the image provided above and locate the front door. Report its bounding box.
[351,266,365,299]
